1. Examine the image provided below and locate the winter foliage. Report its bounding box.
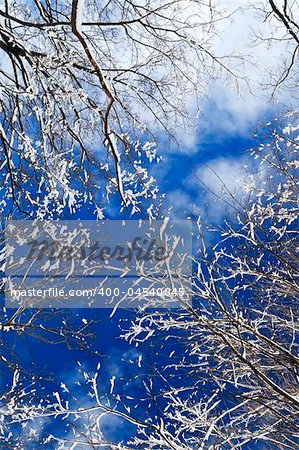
[0,1,298,449]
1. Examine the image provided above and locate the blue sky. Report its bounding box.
[0,1,298,448]
[0,86,285,448]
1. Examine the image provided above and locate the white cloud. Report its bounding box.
[191,154,262,222]
[197,1,297,139]
[162,189,198,219]
[199,82,269,137]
